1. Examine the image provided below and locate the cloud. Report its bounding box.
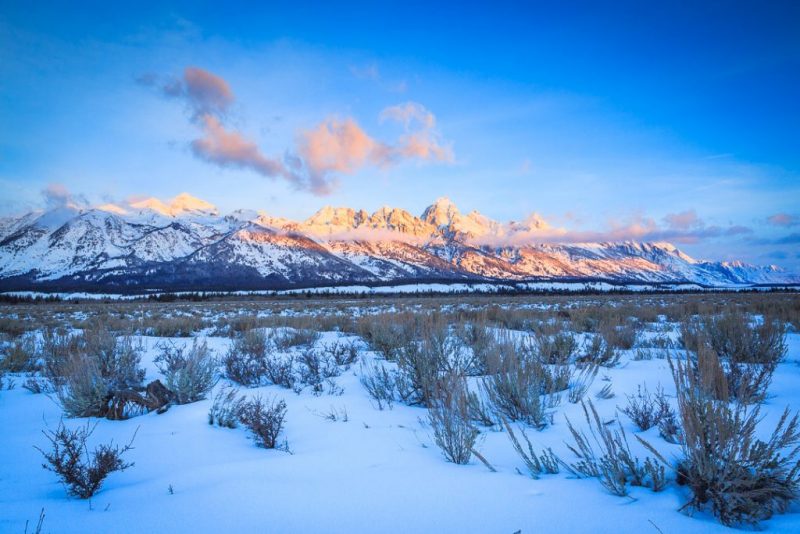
[380,102,436,129]
[468,211,753,248]
[380,102,453,163]
[146,66,234,121]
[296,102,453,190]
[767,213,798,227]
[663,209,701,230]
[42,183,87,210]
[145,69,452,195]
[300,118,390,174]
[298,118,391,194]
[190,115,304,189]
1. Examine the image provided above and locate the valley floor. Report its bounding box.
[1,298,800,533]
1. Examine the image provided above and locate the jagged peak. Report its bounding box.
[421,197,461,227]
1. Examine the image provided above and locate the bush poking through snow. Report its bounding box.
[426,374,478,465]
[155,340,217,404]
[1,333,37,372]
[81,326,145,391]
[455,322,494,375]
[356,314,414,360]
[395,340,441,406]
[653,357,800,526]
[502,418,560,478]
[51,327,146,418]
[565,400,666,496]
[274,328,320,351]
[568,364,599,404]
[56,355,111,418]
[534,331,578,365]
[595,382,614,400]
[224,329,270,387]
[681,311,786,404]
[621,384,677,432]
[359,359,395,410]
[297,348,340,395]
[324,341,359,368]
[239,395,288,449]
[580,335,621,368]
[36,420,136,499]
[481,341,562,429]
[208,385,245,428]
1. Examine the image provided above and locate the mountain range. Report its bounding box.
[0,193,796,293]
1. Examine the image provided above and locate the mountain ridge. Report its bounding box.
[0,193,796,292]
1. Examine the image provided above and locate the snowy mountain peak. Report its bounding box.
[129,193,218,217]
[421,197,461,227]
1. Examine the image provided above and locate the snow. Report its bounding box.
[2,324,800,532]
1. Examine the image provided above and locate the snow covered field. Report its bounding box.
[1,294,799,533]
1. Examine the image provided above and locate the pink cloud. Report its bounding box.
[158,67,234,121]
[767,213,798,227]
[190,116,300,187]
[146,68,453,195]
[468,212,752,248]
[380,102,436,129]
[663,209,701,230]
[300,118,391,174]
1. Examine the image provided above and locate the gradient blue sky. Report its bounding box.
[1,1,799,268]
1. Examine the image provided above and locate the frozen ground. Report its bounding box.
[1,328,800,532]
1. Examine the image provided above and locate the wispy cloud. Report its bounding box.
[190,115,303,189]
[468,210,752,247]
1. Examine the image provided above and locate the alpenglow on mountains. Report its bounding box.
[0,194,795,292]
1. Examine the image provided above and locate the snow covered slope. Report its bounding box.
[0,194,796,291]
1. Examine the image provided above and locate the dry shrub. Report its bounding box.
[684,314,784,405]
[54,327,145,418]
[56,355,111,418]
[146,315,204,337]
[656,356,800,526]
[0,317,29,337]
[323,340,359,368]
[579,335,620,367]
[481,339,566,429]
[356,313,415,360]
[359,359,395,410]
[224,329,270,386]
[568,363,599,404]
[533,330,578,365]
[598,317,638,351]
[621,384,676,433]
[1,333,37,372]
[37,420,135,499]
[426,373,478,465]
[297,348,340,395]
[80,325,144,391]
[239,395,288,449]
[455,321,495,375]
[565,400,666,496]
[154,340,217,404]
[208,385,245,428]
[502,418,560,478]
[274,328,320,350]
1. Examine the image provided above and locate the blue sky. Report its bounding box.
[1,1,798,268]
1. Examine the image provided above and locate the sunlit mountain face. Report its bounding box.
[0,193,795,292]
